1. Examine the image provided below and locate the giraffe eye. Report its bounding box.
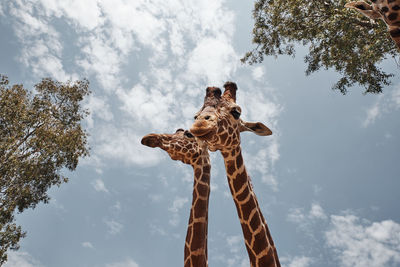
[184,131,194,138]
[231,109,241,119]
[176,128,184,133]
[194,115,198,120]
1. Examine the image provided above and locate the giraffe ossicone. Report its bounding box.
[190,82,280,267]
[141,129,210,267]
[345,0,400,50]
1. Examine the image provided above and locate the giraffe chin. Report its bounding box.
[189,127,215,141]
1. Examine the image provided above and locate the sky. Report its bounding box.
[1,0,400,266]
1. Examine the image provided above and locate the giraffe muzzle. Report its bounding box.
[141,134,162,148]
[190,122,215,139]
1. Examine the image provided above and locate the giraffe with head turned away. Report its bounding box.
[190,82,280,267]
[345,0,400,50]
[141,129,210,267]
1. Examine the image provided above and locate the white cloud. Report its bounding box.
[104,219,123,235]
[326,215,400,267]
[150,223,168,236]
[309,203,327,220]
[169,23,185,56]
[49,198,66,212]
[168,196,189,226]
[4,251,43,267]
[237,82,282,189]
[92,126,165,167]
[362,85,400,127]
[77,34,124,90]
[106,258,139,267]
[7,1,73,81]
[92,179,109,193]
[282,256,313,267]
[117,84,176,131]
[168,196,188,213]
[286,203,400,266]
[185,0,235,38]
[252,66,265,81]
[112,201,122,212]
[84,95,114,128]
[239,89,281,126]
[213,234,248,267]
[9,3,55,37]
[287,207,306,224]
[363,103,380,128]
[226,235,242,253]
[210,182,219,192]
[99,0,165,49]
[287,203,327,226]
[39,0,103,30]
[391,85,400,108]
[82,242,94,249]
[244,148,278,191]
[187,37,238,84]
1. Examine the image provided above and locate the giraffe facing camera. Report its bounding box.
[190,82,279,267]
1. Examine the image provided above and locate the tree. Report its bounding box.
[0,75,90,264]
[243,0,399,94]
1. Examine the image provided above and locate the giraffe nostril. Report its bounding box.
[205,116,210,120]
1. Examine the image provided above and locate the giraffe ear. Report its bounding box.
[240,121,272,136]
[345,1,381,19]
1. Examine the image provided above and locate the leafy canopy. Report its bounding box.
[0,75,90,264]
[243,0,399,94]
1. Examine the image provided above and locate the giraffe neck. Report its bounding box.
[221,146,280,267]
[184,153,211,267]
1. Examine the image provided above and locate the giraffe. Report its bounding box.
[141,129,210,267]
[345,0,400,50]
[189,82,280,267]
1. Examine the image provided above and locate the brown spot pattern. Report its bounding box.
[236,186,250,202]
[197,183,209,197]
[253,229,268,255]
[219,132,228,143]
[191,222,205,251]
[226,160,236,176]
[245,243,257,264]
[241,197,257,221]
[233,171,248,192]
[258,248,276,267]
[241,223,253,243]
[191,255,206,267]
[194,199,207,218]
[194,168,202,178]
[388,12,398,20]
[236,152,243,168]
[250,213,262,232]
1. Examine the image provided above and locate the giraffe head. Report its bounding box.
[345,0,400,49]
[190,82,272,152]
[141,129,207,166]
[345,1,382,20]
